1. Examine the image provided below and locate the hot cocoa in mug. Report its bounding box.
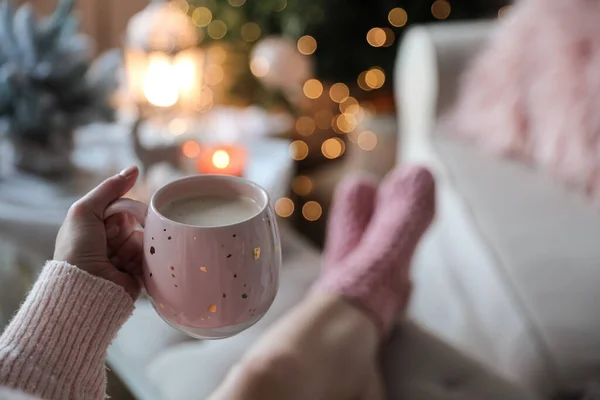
[105,175,281,339]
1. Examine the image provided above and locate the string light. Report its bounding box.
[297,35,317,55]
[365,67,385,89]
[208,20,227,39]
[329,83,349,103]
[357,131,377,151]
[431,0,451,20]
[339,97,358,114]
[302,201,322,222]
[336,113,357,133]
[241,22,261,42]
[303,79,323,99]
[275,197,294,217]
[205,64,224,85]
[289,140,309,160]
[321,137,345,159]
[388,7,408,27]
[498,6,511,18]
[357,70,371,91]
[182,141,201,158]
[228,0,245,6]
[331,115,342,134]
[315,109,333,130]
[366,27,386,47]
[169,118,187,135]
[296,116,316,136]
[292,175,313,196]
[250,57,270,77]
[192,7,212,27]
[382,27,395,47]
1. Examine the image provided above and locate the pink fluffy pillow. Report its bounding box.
[448,0,600,203]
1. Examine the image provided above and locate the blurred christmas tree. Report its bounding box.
[185,0,509,104]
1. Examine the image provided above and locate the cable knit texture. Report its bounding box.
[0,261,134,400]
[315,166,436,333]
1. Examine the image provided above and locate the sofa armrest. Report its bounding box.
[394,22,495,168]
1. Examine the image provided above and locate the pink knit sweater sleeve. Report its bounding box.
[0,261,134,400]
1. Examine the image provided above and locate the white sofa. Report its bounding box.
[398,22,600,398]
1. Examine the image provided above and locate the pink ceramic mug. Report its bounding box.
[104,175,281,339]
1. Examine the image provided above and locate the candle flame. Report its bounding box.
[212,150,230,169]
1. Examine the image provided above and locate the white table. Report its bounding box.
[0,123,292,260]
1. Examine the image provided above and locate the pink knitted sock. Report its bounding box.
[315,166,436,334]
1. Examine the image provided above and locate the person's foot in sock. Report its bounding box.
[315,166,436,334]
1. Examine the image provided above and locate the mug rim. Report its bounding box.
[150,174,270,229]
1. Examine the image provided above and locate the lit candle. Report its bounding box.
[196,145,247,177]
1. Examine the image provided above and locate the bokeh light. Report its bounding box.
[192,7,212,27]
[182,141,201,158]
[297,35,317,55]
[315,109,333,130]
[289,140,309,160]
[208,20,227,39]
[171,0,189,13]
[329,83,350,103]
[212,150,230,169]
[250,57,270,77]
[241,22,261,42]
[366,27,386,47]
[357,131,378,151]
[357,70,371,91]
[296,116,316,136]
[273,0,287,12]
[208,45,227,64]
[302,201,322,221]
[382,27,395,47]
[204,64,224,85]
[228,0,245,6]
[388,7,408,27]
[365,67,385,89]
[303,79,323,99]
[275,197,294,217]
[169,118,187,135]
[292,175,313,196]
[321,137,345,159]
[431,0,451,20]
[336,113,357,133]
[339,97,358,114]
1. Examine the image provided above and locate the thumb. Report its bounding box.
[77,165,139,219]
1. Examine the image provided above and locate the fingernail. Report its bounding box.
[106,224,120,239]
[119,165,138,178]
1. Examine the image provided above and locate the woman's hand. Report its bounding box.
[54,165,143,299]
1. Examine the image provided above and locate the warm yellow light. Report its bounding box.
[275,197,294,217]
[192,7,212,27]
[365,67,385,89]
[196,86,214,112]
[297,35,317,55]
[205,64,224,85]
[357,131,378,151]
[212,150,230,169]
[388,7,408,27]
[498,6,511,18]
[208,45,227,64]
[228,0,245,6]
[303,79,323,99]
[208,20,227,39]
[321,137,345,159]
[366,27,386,47]
[169,118,187,135]
[382,27,395,47]
[274,0,287,12]
[296,116,316,136]
[339,97,358,113]
[432,0,451,20]
[183,141,201,158]
[250,56,270,77]
[292,175,313,196]
[241,22,261,42]
[329,83,349,103]
[173,52,197,95]
[302,201,322,221]
[143,54,179,107]
[336,113,357,134]
[171,0,189,14]
[289,140,309,160]
[357,70,371,91]
[347,130,359,143]
[315,109,333,130]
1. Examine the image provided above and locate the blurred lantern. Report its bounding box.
[125,1,205,114]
